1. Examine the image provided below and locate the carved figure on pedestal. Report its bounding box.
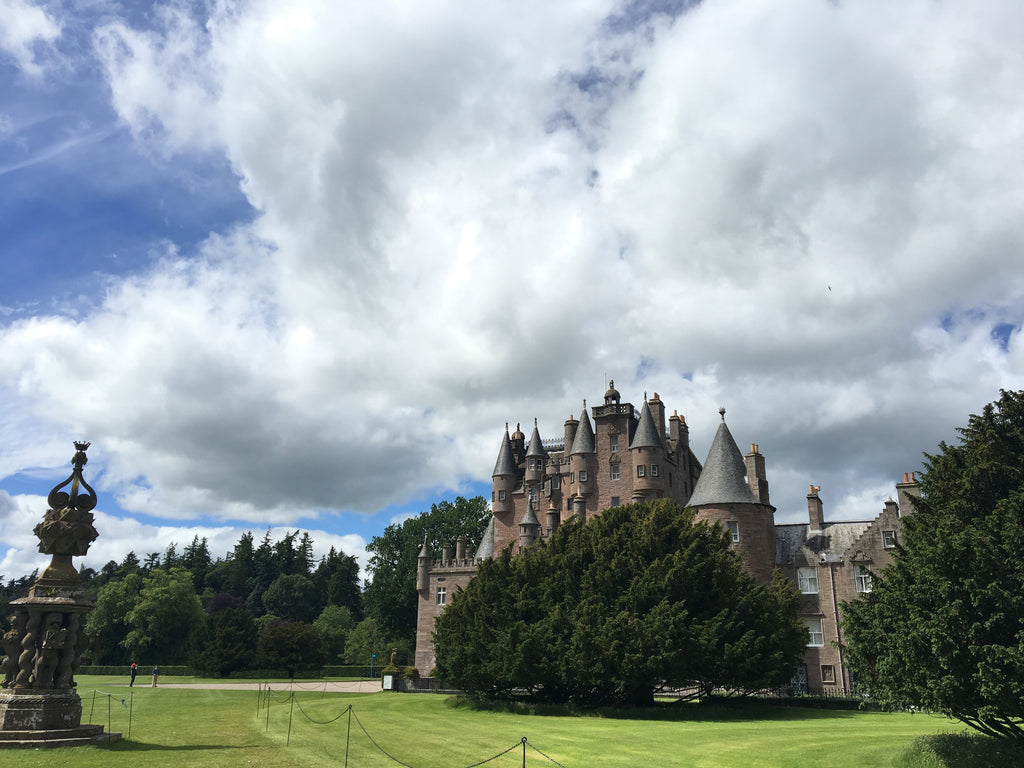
[55,614,81,690]
[1,614,24,688]
[16,612,41,689]
[33,613,66,689]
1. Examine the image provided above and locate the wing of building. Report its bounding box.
[415,384,920,693]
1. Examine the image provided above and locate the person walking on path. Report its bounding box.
[151,665,160,687]
[129,662,137,687]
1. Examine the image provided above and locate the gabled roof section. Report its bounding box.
[570,406,595,455]
[492,427,517,477]
[525,420,548,458]
[686,410,759,506]
[629,400,662,449]
[474,516,495,560]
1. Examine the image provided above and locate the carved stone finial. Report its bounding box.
[33,443,99,584]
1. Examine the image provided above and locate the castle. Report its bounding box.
[415,384,920,693]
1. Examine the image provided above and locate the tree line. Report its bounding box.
[0,496,490,678]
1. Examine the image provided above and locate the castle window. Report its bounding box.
[579,470,587,482]
[611,496,620,507]
[436,587,446,606]
[651,464,659,477]
[609,436,618,453]
[637,465,646,478]
[803,618,824,646]
[529,487,537,502]
[570,472,574,483]
[797,567,818,594]
[855,565,873,593]
[551,475,560,490]
[528,459,535,471]
[498,490,506,502]
[882,530,897,548]
[821,665,836,684]
[727,521,739,542]
[610,464,620,481]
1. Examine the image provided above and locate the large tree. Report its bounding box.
[434,499,806,706]
[124,567,206,664]
[843,390,1024,742]
[363,496,490,642]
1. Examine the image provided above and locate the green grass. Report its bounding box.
[0,676,1013,768]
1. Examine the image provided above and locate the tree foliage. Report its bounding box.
[191,607,258,677]
[124,567,206,664]
[433,499,806,706]
[363,496,490,642]
[843,390,1024,742]
[256,620,323,676]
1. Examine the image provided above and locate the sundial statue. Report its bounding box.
[0,442,120,745]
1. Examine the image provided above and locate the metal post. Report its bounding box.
[265,687,271,731]
[128,691,133,740]
[286,692,295,746]
[344,705,352,768]
[370,653,376,678]
[522,736,527,768]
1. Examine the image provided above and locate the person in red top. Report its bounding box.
[129,662,137,687]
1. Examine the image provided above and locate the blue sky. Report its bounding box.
[1,0,1022,582]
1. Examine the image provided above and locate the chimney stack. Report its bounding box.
[807,485,824,531]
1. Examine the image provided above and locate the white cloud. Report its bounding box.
[0,0,60,78]
[1,0,1023,550]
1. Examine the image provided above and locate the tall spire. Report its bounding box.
[492,426,516,477]
[687,410,759,506]
[570,403,595,455]
[525,419,548,458]
[629,399,662,449]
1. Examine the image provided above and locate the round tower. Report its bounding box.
[569,403,597,517]
[629,398,666,502]
[687,409,776,584]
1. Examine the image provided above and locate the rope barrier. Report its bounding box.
[261,689,571,766]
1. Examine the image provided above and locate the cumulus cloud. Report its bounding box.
[0,0,60,78]
[1,0,1022,561]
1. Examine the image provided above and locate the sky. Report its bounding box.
[1,0,1022,584]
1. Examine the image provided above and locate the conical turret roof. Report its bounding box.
[492,426,517,477]
[474,516,495,560]
[629,399,662,449]
[570,406,595,454]
[519,502,540,528]
[687,410,759,506]
[525,420,548,458]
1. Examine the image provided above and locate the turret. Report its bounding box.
[569,404,597,513]
[519,502,541,550]
[688,409,776,584]
[416,536,431,593]
[525,419,548,486]
[491,425,516,516]
[629,398,664,501]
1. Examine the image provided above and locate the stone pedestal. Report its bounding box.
[0,691,82,730]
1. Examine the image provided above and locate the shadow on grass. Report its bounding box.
[446,694,889,723]
[103,741,264,752]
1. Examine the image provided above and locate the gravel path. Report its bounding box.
[124,680,383,693]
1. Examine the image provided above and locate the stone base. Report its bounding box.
[0,723,120,749]
[0,690,82,731]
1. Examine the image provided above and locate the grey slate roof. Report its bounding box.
[492,428,517,477]
[526,421,548,458]
[519,503,540,527]
[474,516,495,560]
[775,521,873,565]
[686,414,759,506]
[629,400,662,449]
[570,408,596,454]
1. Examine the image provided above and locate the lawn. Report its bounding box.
[0,676,1003,768]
